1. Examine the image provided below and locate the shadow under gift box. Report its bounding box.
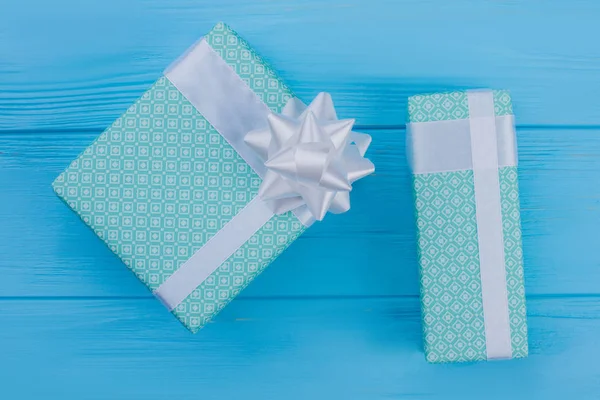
[407,90,528,363]
[52,22,309,332]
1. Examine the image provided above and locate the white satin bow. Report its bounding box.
[244,92,375,221]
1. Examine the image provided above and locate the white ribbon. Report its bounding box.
[155,38,373,311]
[407,115,517,174]
[153,197,274,310]
[467,91,512,360]
[408,90,514,360]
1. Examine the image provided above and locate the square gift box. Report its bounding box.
[407,90,528,363]
[52,23,317,332]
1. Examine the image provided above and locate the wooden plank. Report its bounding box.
[1,127,600,297]
[1,296,599,399]
[2,0,600,129]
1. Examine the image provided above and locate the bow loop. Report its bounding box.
[245,92,374,222]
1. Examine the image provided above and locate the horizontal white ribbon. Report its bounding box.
[407,114,517,174]
[408,90,514,359]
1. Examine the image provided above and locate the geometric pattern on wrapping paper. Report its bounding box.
[206,22,295,112]
[173,216,304,332]
[52,76,306,332]
[499,166,528,358]
[414,170,487,363]
[407,90,513,123]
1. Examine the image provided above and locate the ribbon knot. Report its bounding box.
[245,92,375,221]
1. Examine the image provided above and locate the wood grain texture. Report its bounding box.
[2,0,600,129]
[2,297,600,399]
[2,1,600,398]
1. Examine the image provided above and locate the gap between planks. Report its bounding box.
[3,124,600,135]
[1,294,599,301]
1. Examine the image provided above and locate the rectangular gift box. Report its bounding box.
[52,23,308,332]
[407,90,528,363]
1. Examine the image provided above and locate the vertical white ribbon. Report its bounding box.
[155,38,315,311]
[164,38,271,178]
[467,90,512,359]
[154,197,274,310]
[165,38,315,227]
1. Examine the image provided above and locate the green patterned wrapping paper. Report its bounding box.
[408,91,528,363]
[52,23,307,332]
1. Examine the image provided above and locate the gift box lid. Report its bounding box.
[408,90,513,123]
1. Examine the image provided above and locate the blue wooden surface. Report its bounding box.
[2,1,600,398]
